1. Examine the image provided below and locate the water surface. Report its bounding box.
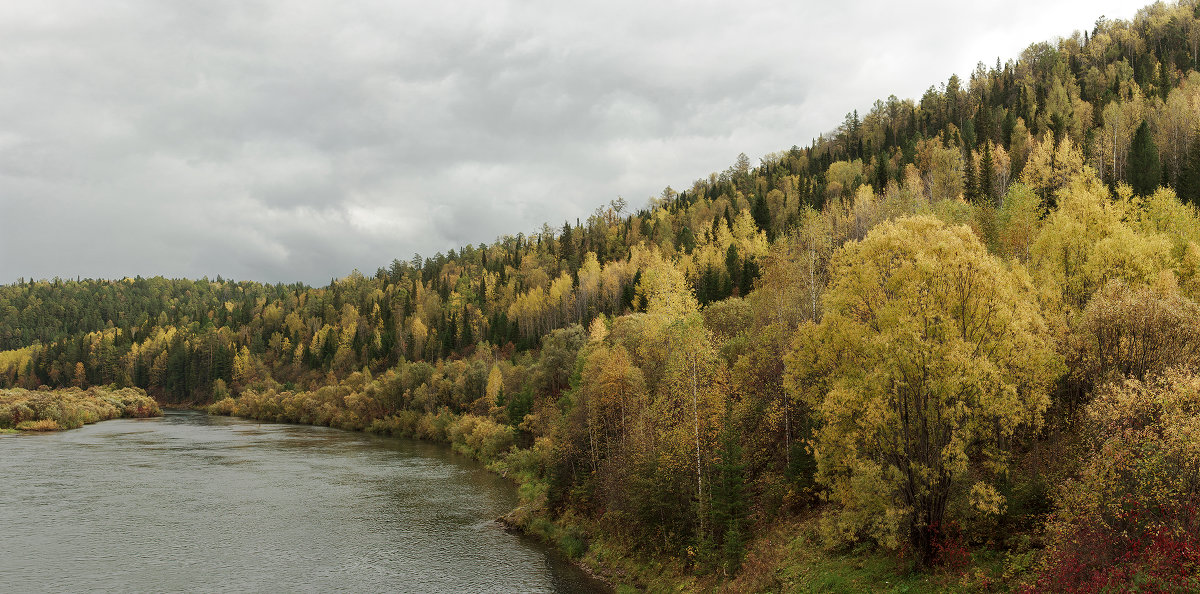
[0,410,607,593]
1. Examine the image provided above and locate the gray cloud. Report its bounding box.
[0,0,1146,285]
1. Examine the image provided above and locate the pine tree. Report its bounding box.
[751,195,772,239]
[874,152,889,190]
[461,307,474,347]
[740,257,758,297]
[725,244,742,297]
[677,226,696,254]
[559,221,575,267]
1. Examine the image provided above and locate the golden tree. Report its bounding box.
[787,215,1061,567]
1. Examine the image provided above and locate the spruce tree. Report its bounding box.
[751,194,771,239]
[963,148,979,203]
[725,244,741,297]
[1178,133,1200,206]
[740,257,758,297]
[1129,121,1162,196]
[978,142,996,205]
[460,307,473,347]
[710,402,747,575]
[874,153,889,190]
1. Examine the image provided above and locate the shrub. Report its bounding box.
[1031,369,1200,591]
[1,387,160,431]
[16,418,60,431]
[207,397,237,415]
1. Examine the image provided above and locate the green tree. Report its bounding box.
[978,142,996,205]
[963,146,979,203]
[724,244,742,297]
[1129,120,1162,196]
[1178,133,1200,206]
[751,194,772,240]
[709,401,747,575]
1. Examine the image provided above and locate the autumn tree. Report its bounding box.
[1030,176,1172,316]
[635,258,728,546]
[786,216,1060,567]
[994,183,1044,262]
[1019,132,1086,207]
[1066,278,1200,403]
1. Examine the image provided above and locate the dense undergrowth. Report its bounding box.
[0,386,161,431]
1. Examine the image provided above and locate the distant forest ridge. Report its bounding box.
[1,3,1198,398]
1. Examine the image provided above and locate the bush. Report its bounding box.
[1,387,160,431]
[16,418,60,431]
[207,397,236,415]
[449,414,515,463]
[1031,369,1200,591]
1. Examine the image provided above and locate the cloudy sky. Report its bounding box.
[1,0,1149,285]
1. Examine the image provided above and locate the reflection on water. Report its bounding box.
[0,410,607,593]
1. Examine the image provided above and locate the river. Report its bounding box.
[0,409,609,593]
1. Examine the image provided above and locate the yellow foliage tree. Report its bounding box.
[1031,175,1172,315]
[786,215,1060,567]
[1019,132,1087,205]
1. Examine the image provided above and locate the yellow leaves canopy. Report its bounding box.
[786,215,1061,557]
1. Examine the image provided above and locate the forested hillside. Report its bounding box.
[6,2,1200,589]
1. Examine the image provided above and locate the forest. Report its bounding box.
[5,1,1200,590]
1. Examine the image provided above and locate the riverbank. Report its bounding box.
[207,388,1037,592]
[2,409,601,592]
[207,392,632,588]
[0,387,161,431]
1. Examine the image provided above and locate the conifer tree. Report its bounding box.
[964,147,979,202]
[725,244,741,297]
[1129,121,1162,196]
[751,195,772,239]
[709,401,747,576]
[874,153,889,190]
[978,142,996,205]
[1178,133,1200,206]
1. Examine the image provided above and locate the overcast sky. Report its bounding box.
[0,0,1149,286]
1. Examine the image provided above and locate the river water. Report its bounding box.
[0,410,608,593]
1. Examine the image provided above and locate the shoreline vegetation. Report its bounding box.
[205,391,632,587]
[204,379,1020,592]
[0,386,162,432]
[205,391,650,591]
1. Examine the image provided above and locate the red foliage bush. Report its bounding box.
[930,521,971,572]
[1028,497,1200,592]
[1028,370,1200,592]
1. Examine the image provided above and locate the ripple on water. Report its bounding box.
[0,410,608,593]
